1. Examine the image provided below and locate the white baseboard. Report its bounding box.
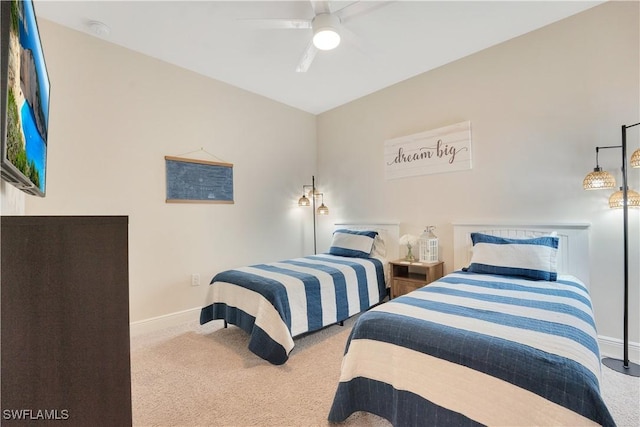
[129,307,201,337]
[598,335,640,364]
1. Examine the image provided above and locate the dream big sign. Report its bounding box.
[384,121,472,180]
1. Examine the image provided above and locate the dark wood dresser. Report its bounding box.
[1,216,132,426]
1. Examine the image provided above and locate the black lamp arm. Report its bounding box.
[592,145,622,172]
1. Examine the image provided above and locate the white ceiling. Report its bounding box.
[35,0,604,114]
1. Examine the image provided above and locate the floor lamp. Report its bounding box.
[298,176,329,255]
[583,122,640,377]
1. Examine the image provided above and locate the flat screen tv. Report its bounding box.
[0,0,50,197]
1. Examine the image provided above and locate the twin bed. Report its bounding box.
[199,224,398,365]
[200,222,614,426]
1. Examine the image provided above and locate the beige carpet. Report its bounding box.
[131,317,639,427]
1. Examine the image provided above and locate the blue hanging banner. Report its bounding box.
[165,156,234,204]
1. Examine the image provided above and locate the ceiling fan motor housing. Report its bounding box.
[312,13,341,50]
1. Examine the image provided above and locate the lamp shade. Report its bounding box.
[631,149,640,168]
[609,188,640,209]
[317,203,329,215]
[583,167,616,190]
[298,194,310,206]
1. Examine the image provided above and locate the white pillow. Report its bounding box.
[371,231,387,258]
[328,229,378,258]
[467,233,559,281]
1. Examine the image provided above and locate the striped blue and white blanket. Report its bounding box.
[200,254,386,365]
[328,271,615,426]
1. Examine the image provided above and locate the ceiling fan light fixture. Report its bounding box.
[313,29,340,50]
[312,13,341,51]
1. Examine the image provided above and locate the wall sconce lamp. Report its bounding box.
[583,122,640,377]
[298,176,329,254]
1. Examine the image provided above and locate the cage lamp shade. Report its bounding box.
[316,193,329,215]
[609,188,640,209]
[298,194,310,206]
[317,203,329,215]
[631,149,640,168]
[583,167,616,190]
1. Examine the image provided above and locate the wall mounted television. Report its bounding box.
[0,0,50,197]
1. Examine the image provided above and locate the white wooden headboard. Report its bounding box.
[334,223,400,261]
[452,223,591,287]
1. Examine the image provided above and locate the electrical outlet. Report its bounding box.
[191,273,200,287]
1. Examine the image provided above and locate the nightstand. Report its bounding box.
[389,260,444,298]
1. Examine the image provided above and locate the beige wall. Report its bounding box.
[1,181,25,214]
[21,21,317,323]
[317,1,639,348]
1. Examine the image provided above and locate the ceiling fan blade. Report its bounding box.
[310,0,331,15]
[336,0,395,24]
[237,18,311,30]
[295,41,318,73]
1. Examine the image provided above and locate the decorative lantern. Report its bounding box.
[419,226,439,263]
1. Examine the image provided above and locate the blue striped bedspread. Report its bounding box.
[200,254,386,365]
[328,271,615,426]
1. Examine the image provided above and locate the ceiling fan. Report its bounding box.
[241,1,393,72]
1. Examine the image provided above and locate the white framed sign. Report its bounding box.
[384,121,472,180]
